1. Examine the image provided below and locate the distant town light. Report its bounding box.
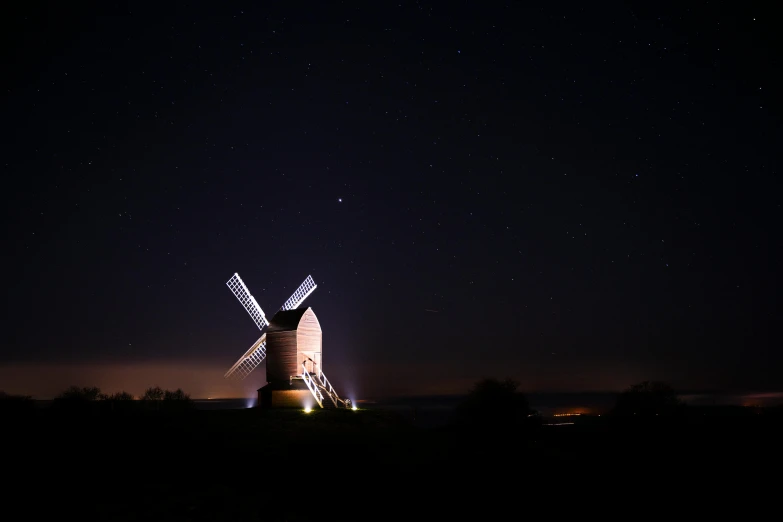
[352,405,357,411]
[304,406,312,413]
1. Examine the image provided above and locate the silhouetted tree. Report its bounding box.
[163,388,194,411]
[0,391,35,413]
[453,378,535,435]
[141,386,164,401]
[52,386,103,411]
[163,388,191,402]
[105,391,134,401]
[56,386,102,401]
[0,391,32,401]
[138,387,193,411]
[612,381,684,417]
[96,391,136,412]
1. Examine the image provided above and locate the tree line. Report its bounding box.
[453,377,686,426]
[0,386,194,412]
[53,385,192,402]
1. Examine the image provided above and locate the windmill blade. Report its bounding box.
[225,333,267,380]
[281,275,317,311]
[226,273,268,331]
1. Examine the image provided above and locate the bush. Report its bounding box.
[612,381,684,418]
[139,387,193,411]
[141,386,164,401]
[0,391,35,413]
[163,388,194,411]
[164,388,191,402]
[57,386,102,401]
[51,386,104,412]
[453,378,536,435]
[51,385,194,413]
[105,391,135,401]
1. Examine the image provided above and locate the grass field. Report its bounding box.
[3,404,781,519]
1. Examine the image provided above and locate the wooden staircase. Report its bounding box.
[302,361,350,409]
[319,385,339,409]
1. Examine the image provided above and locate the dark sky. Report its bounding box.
[2,1,780,399]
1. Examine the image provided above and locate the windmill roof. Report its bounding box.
[267,307,310,332]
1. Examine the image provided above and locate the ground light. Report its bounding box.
[304,406,312,413]
[352,405,357,411]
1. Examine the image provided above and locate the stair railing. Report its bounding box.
[302,356,349,409]
[318,370,337,399]
[301,363,324,408]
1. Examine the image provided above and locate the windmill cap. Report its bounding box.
[267,307,312,332]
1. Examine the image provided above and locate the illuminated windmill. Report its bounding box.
[224,273,351,409]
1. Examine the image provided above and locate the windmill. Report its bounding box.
[224,273,351,409]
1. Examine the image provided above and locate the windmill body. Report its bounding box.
[266,308,322,381]
[260,307,325,408]
[223,273,350,409]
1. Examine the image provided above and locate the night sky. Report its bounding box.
[2,2,780,400]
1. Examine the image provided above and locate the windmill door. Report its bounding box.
[302,352,317,374]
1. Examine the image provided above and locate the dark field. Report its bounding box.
[4,404,781,519]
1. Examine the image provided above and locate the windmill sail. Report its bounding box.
[281,275,317,311]
[224,334,267,380]
[226,273,268,331]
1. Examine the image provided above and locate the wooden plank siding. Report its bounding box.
[266,330,298,383]
[266,307,323,383]
[297,308,322,374]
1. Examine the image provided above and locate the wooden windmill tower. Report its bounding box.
[223,273,350,409]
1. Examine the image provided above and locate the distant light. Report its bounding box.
[304,406,312,413]
[352,405,357,411]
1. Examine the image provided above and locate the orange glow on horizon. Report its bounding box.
[0,362,254,400]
